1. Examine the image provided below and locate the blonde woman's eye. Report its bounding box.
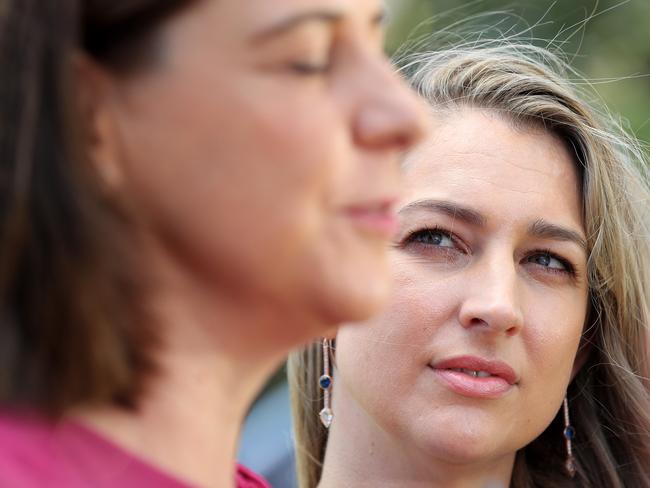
[527,252,574,274]
[408,229,455,248]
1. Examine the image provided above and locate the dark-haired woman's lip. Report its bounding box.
[343,199,399,237]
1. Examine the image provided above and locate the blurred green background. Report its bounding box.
[385,0,650,144]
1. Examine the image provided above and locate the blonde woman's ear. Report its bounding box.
[570,337,593,381]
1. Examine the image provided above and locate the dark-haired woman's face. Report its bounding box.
[94,0,425,348]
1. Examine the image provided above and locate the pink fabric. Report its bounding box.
[235,463,272,488]
[0,411,270,488]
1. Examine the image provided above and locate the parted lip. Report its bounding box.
[430,355,518,385]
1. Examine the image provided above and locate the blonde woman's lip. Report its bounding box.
[429,355,518,399]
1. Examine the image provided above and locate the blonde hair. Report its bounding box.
[289,40,650,488]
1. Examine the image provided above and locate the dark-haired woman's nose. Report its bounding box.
[351,59,428,152]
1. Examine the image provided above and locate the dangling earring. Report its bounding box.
[318,338,333,428]
[562,396,577,478]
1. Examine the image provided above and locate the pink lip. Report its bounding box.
[343,199,399,237]
[429,355,518,399]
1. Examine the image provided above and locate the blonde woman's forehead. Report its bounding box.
[405,109,578,183]
[400,109,584,230]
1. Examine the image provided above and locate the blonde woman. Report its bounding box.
[290,43,650,487]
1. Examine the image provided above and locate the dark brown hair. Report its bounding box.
[0,0,191,416]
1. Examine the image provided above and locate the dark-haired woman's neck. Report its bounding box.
[72,235,295,487]
[75,348,275,487]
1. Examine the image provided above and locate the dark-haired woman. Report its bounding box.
[0,1,425,486]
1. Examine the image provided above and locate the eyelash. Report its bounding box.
[528,248,576,277]
[400,226,465,253]
[289,61,331,75]
[401,227,577,277]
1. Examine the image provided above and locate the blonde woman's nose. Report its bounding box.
[457,260,524,337]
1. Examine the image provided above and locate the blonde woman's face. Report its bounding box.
[334,109,589,467]
[100,0,425,349]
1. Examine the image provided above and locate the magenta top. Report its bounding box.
[0,411,270,488]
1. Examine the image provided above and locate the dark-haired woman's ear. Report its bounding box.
[72,52,125,192]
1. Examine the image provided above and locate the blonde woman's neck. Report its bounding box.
[317,391,514,488]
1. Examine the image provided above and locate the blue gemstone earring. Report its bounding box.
[318,338,333,428]
[562,396,577,478]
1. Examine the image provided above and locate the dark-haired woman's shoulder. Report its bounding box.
[0,410,66,486]
[0,410,191,487]
[236,463,272,488]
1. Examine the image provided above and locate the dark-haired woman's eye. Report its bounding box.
[289,61,330,75]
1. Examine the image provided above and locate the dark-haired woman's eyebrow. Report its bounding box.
[249,9,343,45]
[249,6,387,45]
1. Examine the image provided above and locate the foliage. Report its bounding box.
[386,0,650,144]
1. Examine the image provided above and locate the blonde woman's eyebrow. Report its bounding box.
[527,219,588,253]
[398,199,487,227]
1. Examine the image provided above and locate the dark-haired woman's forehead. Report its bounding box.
[212,0,387,41]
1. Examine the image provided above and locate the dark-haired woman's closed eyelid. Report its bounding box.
[257,51,331,77]
[287,57,331,75]
[275,45,333,77]
[254,22,332,68]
